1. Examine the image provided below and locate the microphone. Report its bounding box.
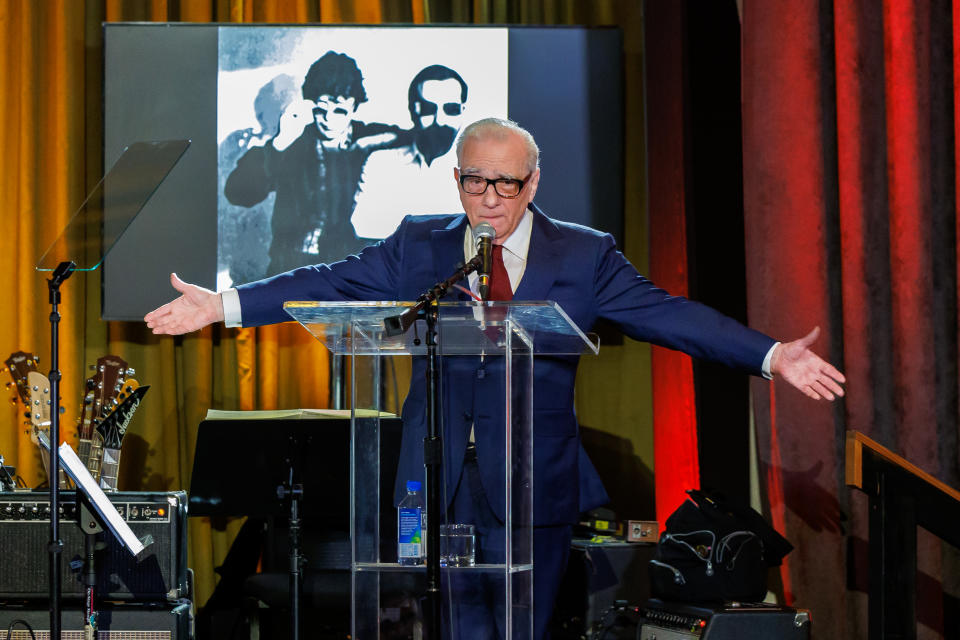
[474,222,496,301]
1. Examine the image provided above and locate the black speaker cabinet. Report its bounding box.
[550,540,656,639]
[639,600,811,639]
[0,603,191,639]
[0,491,187,602]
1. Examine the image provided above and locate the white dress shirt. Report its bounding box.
[463,209,533,297]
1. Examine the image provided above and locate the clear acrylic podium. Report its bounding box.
[284,300,598,639]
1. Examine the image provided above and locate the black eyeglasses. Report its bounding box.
[458,173,530,198]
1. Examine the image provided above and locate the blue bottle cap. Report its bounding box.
[406,480,422,492]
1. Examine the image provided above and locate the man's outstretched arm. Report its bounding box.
[769,326,846,400]
[144,273,224,335]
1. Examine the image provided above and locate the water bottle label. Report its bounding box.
[398,507,422,558]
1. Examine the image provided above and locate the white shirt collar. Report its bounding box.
[463,208,534,295]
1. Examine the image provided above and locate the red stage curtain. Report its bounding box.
[743,0,960,635]
[645,0,702,531]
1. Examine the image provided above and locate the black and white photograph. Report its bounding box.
[216,26,508,288]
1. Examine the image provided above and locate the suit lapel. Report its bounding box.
[513,204,561,301]
[431,215,473,302]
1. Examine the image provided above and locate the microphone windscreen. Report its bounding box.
[473,222,496,244]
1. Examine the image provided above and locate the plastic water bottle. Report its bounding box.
[397,480,425,566]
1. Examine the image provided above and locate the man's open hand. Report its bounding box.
[770,327,846,400]
[143,273,224,335]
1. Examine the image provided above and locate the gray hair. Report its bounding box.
[455,117,540,174]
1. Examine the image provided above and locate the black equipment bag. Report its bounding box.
[649,489,793,603]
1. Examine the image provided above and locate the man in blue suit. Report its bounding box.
[146,118,845,638]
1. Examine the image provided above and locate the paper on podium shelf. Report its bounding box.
[203,408,395,420]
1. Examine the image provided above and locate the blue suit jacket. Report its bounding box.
[236,205,776,526]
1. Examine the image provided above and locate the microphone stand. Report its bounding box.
[47,259,75,640]
[383,254,482,338]
[383,253,483,640]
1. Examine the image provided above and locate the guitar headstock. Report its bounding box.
[94,355,133,419]
[26,371,52,431]
[79,355,133,440]
[96,383,149,450]
[4,351,39,408]
[102,379,140,419]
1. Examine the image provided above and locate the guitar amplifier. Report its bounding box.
[638,599,811,639]
[0,491,187,602]
[0,602,191,639]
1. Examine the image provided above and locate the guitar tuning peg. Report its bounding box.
[59,407,65,414]
[23,411,30,419]
[43,388,49,394]
[126,368,136,376]
[89,364,96,370]
[33,357,39,363]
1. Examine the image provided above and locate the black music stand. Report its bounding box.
[37,434,154,637]
[34,139,190,640]
[189,414,402,639]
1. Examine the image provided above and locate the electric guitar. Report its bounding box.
[95,380,148,491]
[77,355,133,481]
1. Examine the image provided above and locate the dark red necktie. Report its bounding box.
[489,245,513,301]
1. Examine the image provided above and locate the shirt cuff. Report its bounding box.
[761,342,780,380]
[221,288,242,328]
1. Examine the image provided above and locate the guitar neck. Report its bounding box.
[33,426,70,490]
[85,433,104,479]
[98,447,121,492]
[77,438,91,463]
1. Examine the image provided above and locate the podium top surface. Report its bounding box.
[37,139,190,271]
[283,300,599,356]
